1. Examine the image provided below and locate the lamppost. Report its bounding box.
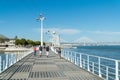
[37,14,45,46]
[46,30,60,47]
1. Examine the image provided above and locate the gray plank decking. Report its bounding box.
[0,49,103,80]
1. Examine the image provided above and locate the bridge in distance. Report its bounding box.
[61,42,120,46]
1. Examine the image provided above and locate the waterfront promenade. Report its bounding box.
[0,49,103,80]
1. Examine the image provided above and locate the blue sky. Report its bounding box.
[0,0,120,42]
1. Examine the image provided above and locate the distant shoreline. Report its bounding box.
[0,47,31,52]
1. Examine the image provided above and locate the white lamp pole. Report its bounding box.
[37,14,45,46]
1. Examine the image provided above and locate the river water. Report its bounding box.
[69,45,120,60]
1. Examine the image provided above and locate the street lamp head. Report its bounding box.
[39,14,45,21]
[53,31,56,34]
[36,13,45,21]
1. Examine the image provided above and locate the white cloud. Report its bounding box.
[34,28,81,35]
[88,31,120,35]
[59,29,80,34]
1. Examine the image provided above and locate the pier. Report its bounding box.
[0,49,103,80]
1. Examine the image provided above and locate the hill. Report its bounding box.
[0,34,9,42]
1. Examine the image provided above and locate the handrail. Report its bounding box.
[50,47,120,80]
[0,49,33,73]
[59,49,120,80]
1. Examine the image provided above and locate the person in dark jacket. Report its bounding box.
[39,46,42,57]
[57,47,61,59]
[46,46,49,57]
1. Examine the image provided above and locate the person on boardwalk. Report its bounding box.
[57,47,61,59]
[39,46,42,57]
[46,46,49,57]
[33,46,36,56]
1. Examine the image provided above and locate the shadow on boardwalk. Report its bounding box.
[0,50,103,80]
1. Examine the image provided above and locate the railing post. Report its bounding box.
[80,54,82,68]
[64,50,66,59]
[5,54,8,69]
[115,60,119,80]
[9,58,10,67]
[87,55,90,71]
[92,62,94,74]
[106,66,108,80]
[75,52,77,65]
[3,60,5,71]
[11,54,14,65]
[68,51,70,61]
[14,55,16,63]
[0,56,1,73]
[72,52,74,63]
[77,57,79,66]
[98,57,102,77]
[67,51,69,60]
[70,52,72,62]
[65,50,67,59]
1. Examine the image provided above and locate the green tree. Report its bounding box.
[34,41,40,45]
[21,38,28,46]
[15,39,21,45]
[27,39,34,46]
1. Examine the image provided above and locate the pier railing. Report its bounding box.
[0,49,33,73]
[51,47,120,80]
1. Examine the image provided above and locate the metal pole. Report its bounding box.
[87,55,90,71]
[106,66,108,80]
[37,14,45,46]
[75,52,77,65]
[98,57,101,77]
[92,62,94,74]
[70,52,72,61]
[80,54,82,68]
[115,60,119,80]
[5,54,8,69]
[41,20,43,46]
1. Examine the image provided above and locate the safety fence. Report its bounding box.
[51,47,120,80]
[0,49,33,73]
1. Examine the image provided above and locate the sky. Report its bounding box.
[0,0,120,42]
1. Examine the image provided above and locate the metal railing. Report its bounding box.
[0,49,33,73]
[61,49,120,80]
[51,47,120,80]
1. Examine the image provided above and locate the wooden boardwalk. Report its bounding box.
[0,50,103,80]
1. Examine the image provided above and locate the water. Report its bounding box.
[70,45,120,60]
[63,45,120,80]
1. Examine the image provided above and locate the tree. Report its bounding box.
[21,38,28,46]
[34,41,40,45]
[15,38,43,46]
[15,39,21,45]
[27,39,34,46]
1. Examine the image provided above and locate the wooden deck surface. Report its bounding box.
[0,49,103,80]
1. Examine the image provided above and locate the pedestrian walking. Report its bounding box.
[39,46,42,57]
[46,46,49,57]
[57,47,61,59]
[33,46,36,56]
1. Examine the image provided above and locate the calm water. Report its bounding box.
[70,45,120,60]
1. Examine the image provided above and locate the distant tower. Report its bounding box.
[51,31,60,47]
[14,36,18,40]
